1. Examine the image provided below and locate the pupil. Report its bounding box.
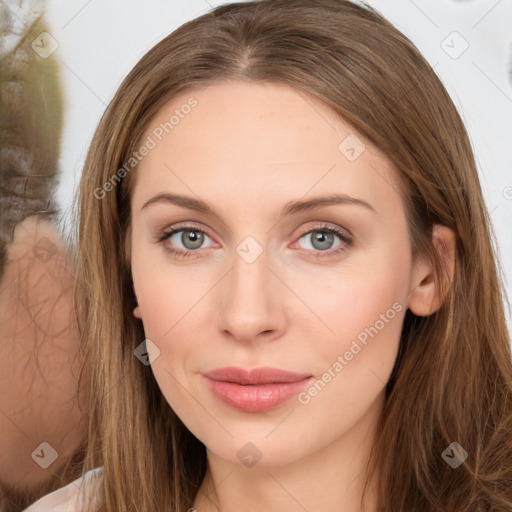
[313,231,333,250]
[183,230,203,249]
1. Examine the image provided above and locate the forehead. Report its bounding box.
[132,81,403,216]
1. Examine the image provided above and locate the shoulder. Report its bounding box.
[22,467,104,512]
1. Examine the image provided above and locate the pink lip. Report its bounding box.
[203,367,313,413]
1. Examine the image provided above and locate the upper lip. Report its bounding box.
[203,367,313,385]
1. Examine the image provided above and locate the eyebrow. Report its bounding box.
[140,192,377,219]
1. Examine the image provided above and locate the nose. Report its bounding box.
[216,242,286,345]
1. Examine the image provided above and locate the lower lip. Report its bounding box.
[204,376,313,412]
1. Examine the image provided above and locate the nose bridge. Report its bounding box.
[217,234,282,340]
[230,235,273,308]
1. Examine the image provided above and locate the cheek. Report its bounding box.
[289,251,411,422]
[291,242,410,357]
[292,266,407,436]
[298,277,405,401]
[130,236,206,341]
[130,251,211,409]
[132,267,199,415]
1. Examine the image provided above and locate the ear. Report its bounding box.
[408,224,456,316]
[133,285,142,319]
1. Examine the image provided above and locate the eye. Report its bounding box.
[156,223,353,260]
[157,226,214,259]
[295,224,353,258]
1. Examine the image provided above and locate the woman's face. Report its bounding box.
[129,81,414,467]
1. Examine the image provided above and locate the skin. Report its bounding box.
[0,216,88,504]
[129,81,455,512]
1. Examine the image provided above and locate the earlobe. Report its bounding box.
[408,224,456,317]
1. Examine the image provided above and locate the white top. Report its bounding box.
[22,467,104,512]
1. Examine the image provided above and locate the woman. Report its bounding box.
[24,0,512,510]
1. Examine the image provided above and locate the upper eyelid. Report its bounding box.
[163,223,214,240]
[296,223,352,239]
[162,222,351,245]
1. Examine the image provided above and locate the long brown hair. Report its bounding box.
[72,0,512,510]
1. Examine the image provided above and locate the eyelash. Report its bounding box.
[156,224,353,260]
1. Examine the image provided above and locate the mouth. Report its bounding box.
[202,366,314,412]
[203,366,313,385]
